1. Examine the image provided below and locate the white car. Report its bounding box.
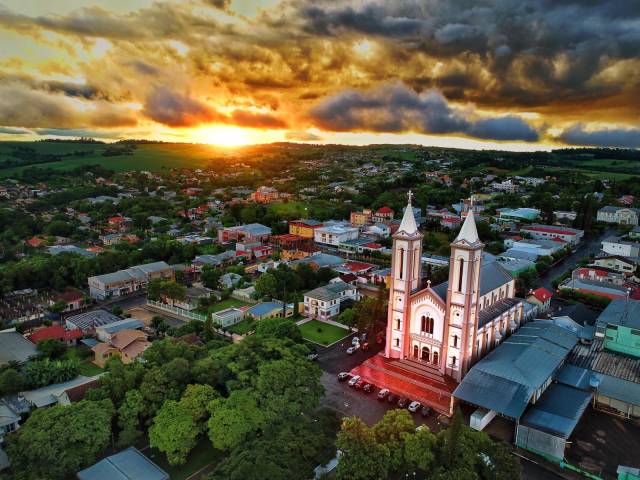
[348,375,361,387]
[408,401,422,413]
[347,344,360,354]
[337,372,350,381]
[351,337,361,346]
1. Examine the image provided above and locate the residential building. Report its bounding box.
[77,447,169,480]
[597,206,640,226]
[49,289,85,313]
[350,206,394,226]
[46,245,95,257]
[314,225,359,246]
[169,287,216,311]
[192,251,236,270]
[630,226,640,240]
[28,325,83,346]
[592,255,638,275]
[250,186,289,203]
[220,272,243,289]
[211,307,246,327]
[91,329,150,368]
[601,236,640,258]
[572,266,626,286]
[21,375,101,408]
[526,287,554,314]
[559,277,633,300]
[507,238,567,256]
[88,261,174,300]
[497,208,540,223]
[0,329,38,366]
[0,396,29,443]
[554,211,577,221]
[288,219,323,239]
[520,224,584,246]
[303,282,359,320]
[95,319,144,343]
[100,233,139,246]
[246,301,294,320]
[65,309,123,334]
[218,223,271,243]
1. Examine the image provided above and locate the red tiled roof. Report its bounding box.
[531,287,553,302]
[551,237,567,243]
[26,237,44,247]
[345,261,375,272]
[362,242,383,249]
[29,325,83,344]
[56,289,84,302]
[377,206,393,214]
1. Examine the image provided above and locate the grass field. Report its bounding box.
[209,298,251,313]
[63,346,103,376]
[0,142,237,176]
[147,439,222,480]
[227,318,255,335]
[299,319,350,346]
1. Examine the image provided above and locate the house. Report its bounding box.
[572,266,626,286]
[21,375,101,408]
[364,224,390,238]
[77,447,169,480]
[169,287,216,311]
[303,282,359,320]
[271,233,312,250]
[25,237,45,248]
[92,329,150,368]
[520,224,584,246]
[232,285,256,302]
[601,236,640,258]
[559,277,633,300]
[211,307,246,327]
[46,245,95,257]
[507,238,566,257]
[592,255,638,275]
[630,226,640,240]
[95,319,144,343]
[554,211,577,221]
[0,329,38,366]
[65,309,122,334]
[50,289,85,313]
[107,216,132,232]
[314,225,359,246]
[246,301,294,321]
[526,287,554,314]
[28,325,83,346]
[88,261,174,300]
[0,396,29,443]
[218,223,271,243]
[441,214,462,230]
[597,206,640,226]
[251,186,289,203]
[220,272,243,289]
[192,251,236,270]
[497,208,540,223]
[294,252,344,270]
[100,233,139,246]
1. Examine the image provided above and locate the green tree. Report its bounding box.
[202,266,222,289]
[338,308,356,327]
[0,368,25,396]
[35,339,67,359]
[5,399,114,480]
[208,390,266,451]
[180,384,218,429]
[117,390,145,447]
[255,272,278,298]
[335,416,390,480]
[372,409,415,471]
[149,400,199,466]
[254,317,302,342]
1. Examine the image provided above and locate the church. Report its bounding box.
[352,193,526,414]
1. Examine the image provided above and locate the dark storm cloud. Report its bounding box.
[202,0,232,10]
[285,131,323,142]
[559,125,640,149]
[34,128,123,139]
[142,86,224,127]
[309,83,539,142]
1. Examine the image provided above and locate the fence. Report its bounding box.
[147,300,208,322]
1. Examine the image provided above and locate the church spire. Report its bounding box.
[397,190,418,236]
[454,209,480,245]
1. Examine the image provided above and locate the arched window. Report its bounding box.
[432,351,439,366]
[421,316,426,333]
[451,355,457,366]
[421,346,430,362]
[398,248,404,279]
[458,258,464,292]
[452,335,458,348]
[396,319,401,330]
[427,317,434,334]
[395,338,400,347]
[413,345,419,358]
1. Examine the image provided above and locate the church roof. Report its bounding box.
[453,210,481,246]
[396,194,419,236]
[431,261,513,301]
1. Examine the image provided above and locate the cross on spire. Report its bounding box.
[407,190,413,205]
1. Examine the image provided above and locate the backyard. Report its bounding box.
[63,346,103,377]
[227,318,255,335]
[146,438,222,480]
[299,319,350,346]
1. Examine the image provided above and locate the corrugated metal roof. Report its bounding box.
[66,309,121,332]
[0,330,38,366]
[453,321,579,419]
[598,374,640,406]
[596,299,640,330]
[77,447,168,480]
[520,384,592,438]
[555,364,595,390]
[431,258,512,301]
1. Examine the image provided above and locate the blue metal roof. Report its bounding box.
[77,447,168,480]
[520,384,592,438]
[453,321,579,419]
[247,301,282,316]
[97,319,143,334]
[598,374,640,406]
[555,364,595,391]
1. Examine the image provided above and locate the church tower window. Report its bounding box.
[432,351,439,366]
[457,258,464,292]
[399,248,404,279]
[452,335,458,348]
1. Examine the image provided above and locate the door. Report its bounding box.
[421,346,430,362]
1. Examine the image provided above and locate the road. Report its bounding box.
[536,228,613,291]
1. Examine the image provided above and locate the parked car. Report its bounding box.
[377,388,389,400]
[420,406,432,417]
[363,383,374,393]
[348,375,361,387]
[397,397,408,408]
[307,353,319,361]
[387,393,398,404]
[354,379,365,390]
[361,342,369,351]
[337,372,350,382]
[408,401,421,413]
[346,346,356,355]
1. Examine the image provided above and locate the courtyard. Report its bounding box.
[299,319,351,346]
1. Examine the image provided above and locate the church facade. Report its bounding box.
[385,194,525,383]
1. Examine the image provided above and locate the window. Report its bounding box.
[421,346,430,361]
[396,319,401,330]
[452,335,458,348]
[399,248,404,279]
[458,258,464,292]
[413,345,419,358]
[395,338,400,347]
[432,351,439,366]
[451,355,457,367]
[420,316,434,335]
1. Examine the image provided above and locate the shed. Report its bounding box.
[77,447,168,480]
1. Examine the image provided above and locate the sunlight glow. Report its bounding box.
[194,125,252,147]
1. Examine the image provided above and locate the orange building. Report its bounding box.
[288,219,323,238]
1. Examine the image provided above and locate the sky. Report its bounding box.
[0,0,639,150]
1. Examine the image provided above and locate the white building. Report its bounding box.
[520,224,584,246]
[314,225,359,247]
[597,206,640,226]
[601,236,640,258]
[303,282,359,320]
[88,261,174,300]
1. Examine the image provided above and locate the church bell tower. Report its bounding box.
[385,191,423,359]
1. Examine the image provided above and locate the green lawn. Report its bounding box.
[146,438,222,480]
[227,318,255,335]
[299,320,350,346]
[78,361,103,376]
[63,346,103,377]
[209,298,251,313]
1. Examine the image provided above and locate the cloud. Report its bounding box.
[285,131,323,142]
[558,124,640,148]
[202,0,232,11]
[309,83,539,142]
[0,82,138,129]
[0,126,31,135]
[34,128,123,139]
[230,110,288,129]
[142,86,224,127]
